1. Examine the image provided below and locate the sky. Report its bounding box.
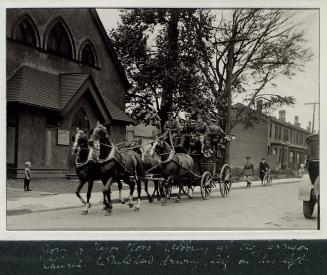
[97,8,319,131]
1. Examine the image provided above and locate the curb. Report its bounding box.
[7,179,299,216]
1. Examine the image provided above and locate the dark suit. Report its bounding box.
[259,161,270,181]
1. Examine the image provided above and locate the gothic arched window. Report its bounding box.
[15,18,37,47]
[81,43,97,67]
[47,22,73,58]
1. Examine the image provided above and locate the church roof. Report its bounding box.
[7,66,134,123]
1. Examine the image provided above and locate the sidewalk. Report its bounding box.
[7,178,300,216]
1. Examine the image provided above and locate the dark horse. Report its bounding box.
[72,128,113,215]
[150,137,194,205]
[92,125,152,215]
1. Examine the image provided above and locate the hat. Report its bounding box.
[167,111,173,115]
[245,156,251,159]
[25,161,31,167]
[185,112,191,117]
[261,158,266,160]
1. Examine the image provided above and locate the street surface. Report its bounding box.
[7,180,317,230]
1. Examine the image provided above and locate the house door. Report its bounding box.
[68,108,90,175]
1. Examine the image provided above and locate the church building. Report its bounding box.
[6,8,134,178]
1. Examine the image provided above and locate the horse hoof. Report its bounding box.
[82,210,88,215]
[175,199,180,203]
[102,206,109,211]
[120,200,126,204]
[134,207,140,211]
[188,195,193,199]
[128,203,134,208]
[149,198,153,203]
[105,210,112,216]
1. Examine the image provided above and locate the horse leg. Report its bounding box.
[103,178,114,216]
[134,179,142,211]
[161,180,168,206]
[126,178,135,208]
[188,174,193,199]
[82,180,94,215]
[118,180,125,204]
[75,180,87,205]
[144,179,153,203]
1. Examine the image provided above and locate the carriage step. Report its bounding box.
[142,177,165,181]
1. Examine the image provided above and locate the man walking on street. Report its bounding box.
[259,158,270,184]
[243,156,254,187]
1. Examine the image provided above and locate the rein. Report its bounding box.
[75,146,96,168]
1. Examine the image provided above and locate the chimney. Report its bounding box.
[294,116,300,127]
[279,110,286,122]
[307,121,312,132]
[256,99,263,113]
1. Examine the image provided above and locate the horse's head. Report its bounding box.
[91,124,110,149]
[71,128,88,154]
[150,137,168,158]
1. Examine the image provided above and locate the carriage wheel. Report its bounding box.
[200,171,212,200]
[219,164,232,197]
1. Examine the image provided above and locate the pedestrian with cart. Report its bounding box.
[259,158,270,184]
[243,156,254,187]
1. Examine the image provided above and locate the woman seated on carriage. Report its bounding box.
[178,112,196,152]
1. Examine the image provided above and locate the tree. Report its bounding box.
[186,9,312,162]
[110,9,215,127]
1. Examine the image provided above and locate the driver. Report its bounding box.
[163,112,180,145]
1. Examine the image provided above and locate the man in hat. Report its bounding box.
[206,118,225,157]
[259,158,270,184]
[243,156,254,187]
[178,112,195,150]
[194,114,210,154]
[163,112,180,145]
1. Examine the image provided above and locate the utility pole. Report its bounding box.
[304,102,319,133]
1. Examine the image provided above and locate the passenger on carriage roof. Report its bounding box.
[163,112,180,144]
[194,114,210,154]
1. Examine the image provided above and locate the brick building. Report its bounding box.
[6,9,134,178]
[230,106,311,171]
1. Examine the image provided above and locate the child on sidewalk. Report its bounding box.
[24,161,32,191]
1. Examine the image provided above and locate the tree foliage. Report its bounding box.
[185,9,312,129]
[110,8,312,134]
[110,9,215,127]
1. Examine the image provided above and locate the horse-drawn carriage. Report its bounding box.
[71,123,234,214]
[144,131,234,204]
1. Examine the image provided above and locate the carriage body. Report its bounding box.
[175,154,232,200]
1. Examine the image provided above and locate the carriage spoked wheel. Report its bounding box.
[200,171,213,200]
[219,164,232,197]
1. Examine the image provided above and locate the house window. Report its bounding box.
[296,132,299,144]
[47,22,73,58]
[269,124,272,138]
[297,152,300,164]
[15,18,37,47]
[273,148,277,155]
[81,43,96,67]
[278,126,282,140]
[268,146,270,154]
[290,130,293,143]
[274,125,278,139]
[290,151,294,163]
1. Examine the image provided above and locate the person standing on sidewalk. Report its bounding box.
[24,161,32,191]
[259,158,270,184]
[243,156,254,187]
